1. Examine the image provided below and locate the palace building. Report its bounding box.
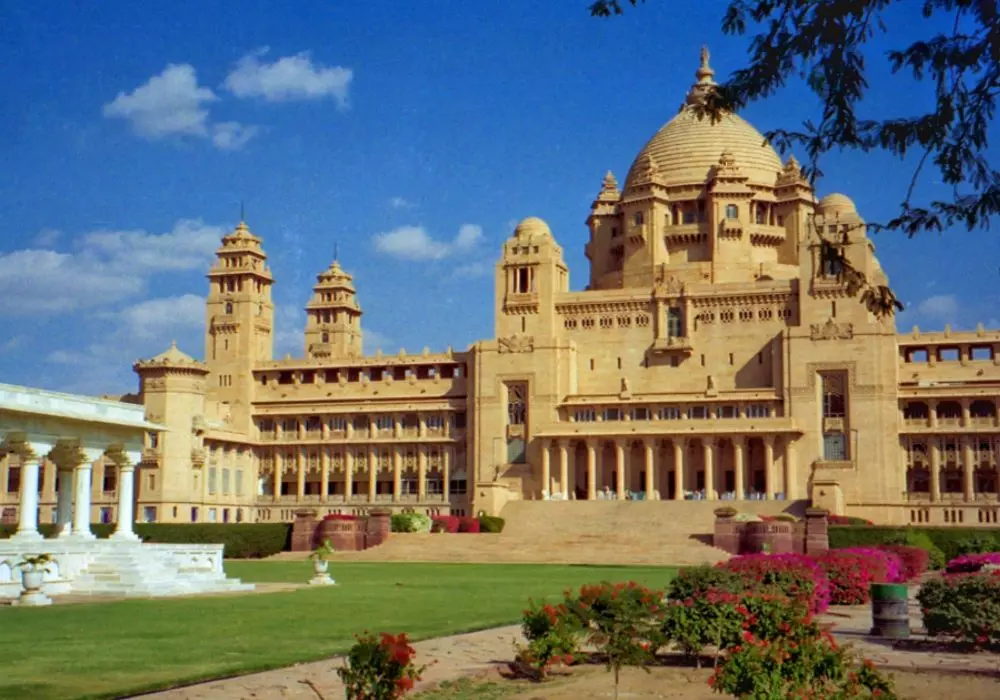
[3,49,999,529]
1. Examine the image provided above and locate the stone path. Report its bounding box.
[134,585,1000,700]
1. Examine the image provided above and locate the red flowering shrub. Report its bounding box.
[324,513,359,521]
[722,554,831,613]
[918,570,1000,648]
[842,547,905,583]
[429,515,460,533]
[945,552,1000,574]
[513,599,582,679]
[338,631,428,699]
[661,589,745,666]
[827,515,874,526]
[457,516,481,533]
[817,551,882,605]
[878,545,930,581]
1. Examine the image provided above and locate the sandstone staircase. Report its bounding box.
[330,499,806,567]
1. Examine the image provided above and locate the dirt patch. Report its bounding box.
[496,664,1000,700]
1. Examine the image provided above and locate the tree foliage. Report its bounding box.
[590,0,999,317]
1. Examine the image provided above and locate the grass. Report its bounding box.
[414,676,537,699]
[0,561,676,700]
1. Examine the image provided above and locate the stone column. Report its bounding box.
[56,469,74,536]
[644,439,655,499]
[763,436,775,500]
[320,449,330,502]
[108,445,141,541]
[418,446,427,500]
[5,435,50,541]
[540,440,551,499]
[784,437,798,500]
[615,440,626,499]
[368,446,378,502]
[345,450,354,501]
[296,449,306,501]
[673,439,684,500]
[558,440,569,499]
[930,439,941,502]
[963,435,975,501]
[733,436,746,501]
[443,446,451,501]
[586,440,597,500]
[75,447,104,539]
[703,438,716,501]
[392,448,402,502]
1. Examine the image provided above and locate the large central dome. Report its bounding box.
[623,48,783,191]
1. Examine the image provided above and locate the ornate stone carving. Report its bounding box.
[104,443,132,468]
[654,264,684,295]
[498,333,534,354]
[0,432,36,460]
[810,318,854,341]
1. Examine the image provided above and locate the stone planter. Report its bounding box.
[17,568,52,607]
[313,559,329,576]
[743,521,794,554]
[309,558,335,586]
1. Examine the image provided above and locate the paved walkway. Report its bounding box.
[135,587,1000,700]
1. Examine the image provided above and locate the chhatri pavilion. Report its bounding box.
[2,49,999,530]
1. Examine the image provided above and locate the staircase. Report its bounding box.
[332,500,806,567]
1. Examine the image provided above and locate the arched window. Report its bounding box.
[725,204,738,219]
[224,302,233,314]
[321,332,329,343]
[632,211,644,226]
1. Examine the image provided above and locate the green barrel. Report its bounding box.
[869,583,910,639]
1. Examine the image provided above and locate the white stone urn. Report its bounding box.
[16,554,53,607]
[308,539,336,586]
[313,559,329,576]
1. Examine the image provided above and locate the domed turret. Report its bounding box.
[513,217,553,240]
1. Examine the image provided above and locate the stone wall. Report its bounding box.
[714,507,829,556]
[291,509,391,552]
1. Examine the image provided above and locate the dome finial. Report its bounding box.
[686,45,717,106]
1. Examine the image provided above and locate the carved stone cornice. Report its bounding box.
[810,318,854,341]
[498,334,535,354]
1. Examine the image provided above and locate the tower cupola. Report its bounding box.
[304,258,363,359]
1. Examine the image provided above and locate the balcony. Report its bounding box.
[650,336,694,355]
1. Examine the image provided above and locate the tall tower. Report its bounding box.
[304,259,363,359]
[204,219,274,432]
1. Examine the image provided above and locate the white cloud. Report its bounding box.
[33,228,61,247]
[211,121,259,150]
[363,328,393,351]
[103,64,217,139]
[388,197,413,209]
[915,294,959,321]
[452,261,493,279]
[372,223,485,261]
[224,49,353,106]
[0,219,225,316]
[114,294,205,341]
[103,64,257,150]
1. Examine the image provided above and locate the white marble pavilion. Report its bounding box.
[0,383,251,599]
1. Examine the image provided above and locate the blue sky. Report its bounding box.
[0,1,997,396]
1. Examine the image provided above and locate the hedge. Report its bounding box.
[0,523,291,559]
[828,526,1000,562]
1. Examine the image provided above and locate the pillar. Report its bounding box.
[784,437,797,500]
[615,440,626,499]
[56,469,74,537]
[111,449,141,541]
[558,440,569,499]
[418,446,427,500]
[540,440,551,499]
[443,446,451,501]
[763,436,775,500]
[733,436,746,500]
[586,440,597,500]
[930,439,941,502]
[673,439,684,500]
[345,450,354,501]
[963,435,975,501]
[368,446,378,501]
[320,448,330,502]
[296,449,305,501]
[703,438,716,501]
[392,448,402,502]
[75,447,103,539]
[643,439,655,499]
[11,439,50,540]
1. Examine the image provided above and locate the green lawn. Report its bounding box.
[0,561,676,700]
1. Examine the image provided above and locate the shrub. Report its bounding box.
[661,589,744,666]
[457,516,480,533]
[477,515,505,533]
[842,547,905,583]
[945,552,1000,574]
[430,515,460,533]
[773,513,798,523]
[570,581,665,696]
[666,565,743,601]
[133,523,290,558]
[338,631,428,699]
[722,553,831,613]
[714,506,738,518]
[899,530,946,571]
[324,513,359,521]
[513,599,582,679]
[878,545,930,581]
[817,551,883,605]
[390,513,432,533]
[918,571,1000,648]
[828,515,874,526]
[954,535,999,556]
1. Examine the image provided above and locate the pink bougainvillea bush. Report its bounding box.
[429,515,460,533]
[878,544,931,581]
[945,552,1000,574]
[817,551,884,606]
[840,547,906,584]
[721,553,831,614]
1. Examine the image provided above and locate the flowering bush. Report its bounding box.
[325,513,360,521]
[877,545,930,581]
[338,632,428,700]
[666,565,743,601]
[457,516,481,533]
[917,570,1000,648]
[513,599,582,679]
[661,589,745,666]
[722,554,831,613]
[945,552,1000,574]
[570,581,665,697]
[827,515,874,526]
[390,513,431,533]
[841,547,905,584]
[430,515,460,533]
[817,551,882,605]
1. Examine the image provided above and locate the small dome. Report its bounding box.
[151,341,197,364]
[514,217,552,239]
[817,193,857,213]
